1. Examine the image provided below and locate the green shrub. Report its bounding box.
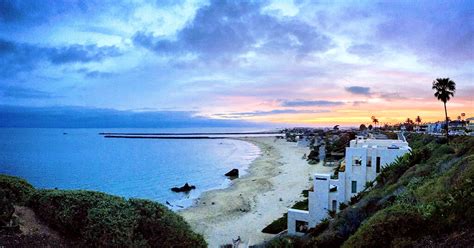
[130,199,206,247]
[292,199,308,210]
[338,202,348,211]
[376,147,431,186]
[266,236,304,248]
[307,148,320,161]
[29,189,206,247]
[262,214,287,234]
[306,196,384,248]
[435,155,474,226]
[301,189,309,197]
[307,159,318,165]
[262,197,310,235]
[0,174,35,205]
[452,136,474,157]
[29,190,134,245]
[308,218,329,237]
[436,144,455,155]
[342,204,427,248]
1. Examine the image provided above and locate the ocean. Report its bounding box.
[0,128,271,209]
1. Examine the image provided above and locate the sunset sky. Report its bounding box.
[1,0,473,127]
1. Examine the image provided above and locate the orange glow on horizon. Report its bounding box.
[206,97,473,126]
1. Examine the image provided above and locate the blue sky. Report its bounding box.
[0,0,473,127]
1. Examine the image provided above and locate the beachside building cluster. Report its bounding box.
[468,117,474,132]
[287,136,411,235]
[423,117,474,136]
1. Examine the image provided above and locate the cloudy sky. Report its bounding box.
[0,0,473,127]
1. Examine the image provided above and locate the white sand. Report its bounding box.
[179,137,334,247]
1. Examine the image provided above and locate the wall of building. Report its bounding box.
[287,138,410,235]
[287,209,310,235]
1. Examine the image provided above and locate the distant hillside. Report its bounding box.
[269,134,474,247]
[0,175,206,247]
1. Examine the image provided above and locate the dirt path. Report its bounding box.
[0,206,69,247]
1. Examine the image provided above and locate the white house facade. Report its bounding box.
[287,136,410,235]
[426,122,444,134]
[466,117,474,132]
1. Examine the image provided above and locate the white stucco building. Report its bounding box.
[287,136,410,235]
[466,117,474,131]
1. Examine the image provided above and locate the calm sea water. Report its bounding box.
[0,128,266,209]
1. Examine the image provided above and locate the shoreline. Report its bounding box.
[178,137,334,247]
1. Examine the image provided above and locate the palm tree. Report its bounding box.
[415,116,422,132]
[415,116,422,125]
[432,78,456,142]
[371,116,379,128]
[405,118,414,131]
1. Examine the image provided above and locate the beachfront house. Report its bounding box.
[427,122,443,134]
[287,136,410,235]
[467,117,474,132]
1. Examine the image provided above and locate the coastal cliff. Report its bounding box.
[268,134,474,247]
[0,175,206,247]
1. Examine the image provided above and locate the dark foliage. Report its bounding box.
[0,190,15,227]
[261,214,287,234]
[262,198,309,234]
[28,189,207,247]
[307,148,320,161]
[0,174,34,205]
[343,205,428,247]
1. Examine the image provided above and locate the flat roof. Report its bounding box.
[350,138,409,149]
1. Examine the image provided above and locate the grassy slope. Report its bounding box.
[268,134,474,247]
[0,175,206,247]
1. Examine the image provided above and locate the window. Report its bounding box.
[296,220,309,233]
[353,156,362,166]
[332,200,337,212]
[376,157,381,173]
[351,181,357,193]
[367,156,372,167]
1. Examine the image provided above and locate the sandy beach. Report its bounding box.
[179,137,334,247]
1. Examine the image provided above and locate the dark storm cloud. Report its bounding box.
[0,0,128,25]
[48,45,121,64]
[0,38,121,76]
[345,86,371,96]
[0,86,56,99]
[76,68,116,78]
[133,0,332,60]
[0,105,258,128]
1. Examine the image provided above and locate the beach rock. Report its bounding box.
[225,169,239,177]
[171,183,196,193]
